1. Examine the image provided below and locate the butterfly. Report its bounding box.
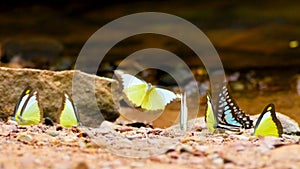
[205,85,253,132]
[254,103,283,137]
[180,91,188,131]
[57,91,81,128]
[115,70,178,110]
[12,86,43,125]
[205,94,241,132]
[205,94,217,133]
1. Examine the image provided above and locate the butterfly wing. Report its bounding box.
[254,103,283,137]
[205,94,240,132]
[13,87,42,125]
[116,70,177,110]
[57,92,80,128]
[180,91,188,131]
[216,85,253,129]
[13,86,32,121]
[118,72,148,107]
[141,87,177,110]
[205,94,217,133]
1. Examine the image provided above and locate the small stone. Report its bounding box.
[7,119,18,125]
[78,140,86,148]
[47,130,59,137]
[17,133,33,143]
[74,162,89,169]
[44,117,54,126]
[34,158,41,164]
[209,154,224,167]
[85,140,101,149]
[178,144,194,153]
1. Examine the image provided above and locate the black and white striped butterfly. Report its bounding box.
[210,85,253,131]
[216,85,253,130]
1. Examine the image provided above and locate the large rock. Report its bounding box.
[0,67,119,127]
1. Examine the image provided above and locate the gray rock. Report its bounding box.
[0,67,120,127]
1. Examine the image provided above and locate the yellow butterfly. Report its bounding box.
[12,86,43,125]
[57,92,81,128]
[205,94,217,133]
[254,103,283,137]
[115,70,178,110]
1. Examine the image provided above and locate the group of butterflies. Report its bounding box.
[205,85,283,137]
[10,70,284,138]
[11,86,81,128]
[116,70,283,137]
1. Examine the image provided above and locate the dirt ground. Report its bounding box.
[1,118,300,169]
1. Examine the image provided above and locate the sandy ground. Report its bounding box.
[1,118,300,169]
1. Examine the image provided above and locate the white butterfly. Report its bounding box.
[115,70,178,110]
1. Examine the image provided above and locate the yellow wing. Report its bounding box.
[254,104,283,137]
[57,92,80,128]
[13,86,42,125]
[141,87,177,110]
[205,95,217,133]
[116,71,148,107]
[123,83,148,107]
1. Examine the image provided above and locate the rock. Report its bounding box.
[74,162,89,169]
[46,130,60,137]
[0,67,120,127]
[17,133,33,143]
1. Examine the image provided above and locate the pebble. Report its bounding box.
[47,130,60,137]
[209,154,224,167]
[7,120,18,125]
[17,133,33,143]
[86,140,101,149]
[74,161,89,169]
[178,144,194,153]
[78,140,86,148]
[63,136,78,142]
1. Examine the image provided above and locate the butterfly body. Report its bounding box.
[254,103,283,137]
[115,70,178,111]
[57,92,81,128]
[13,86,43,125]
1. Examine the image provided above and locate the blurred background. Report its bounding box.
[0,0,299,126]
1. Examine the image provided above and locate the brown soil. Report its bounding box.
[1,119,299,169]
